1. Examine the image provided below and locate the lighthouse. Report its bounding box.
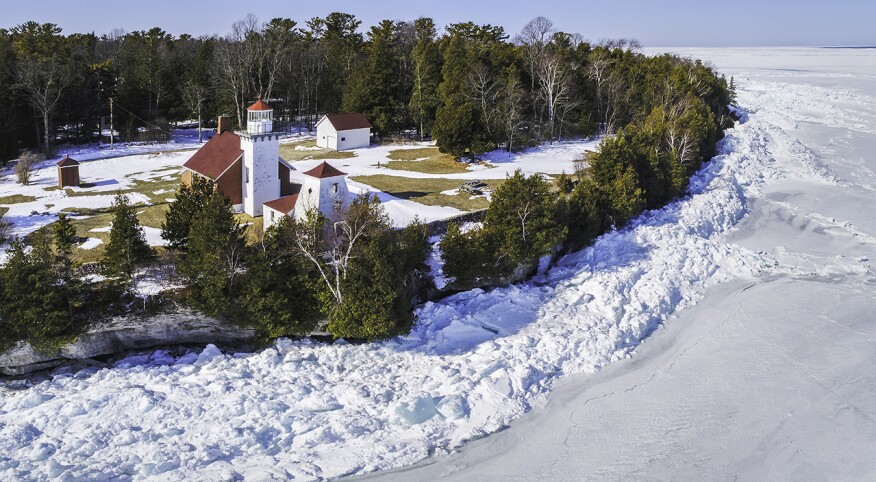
[240,96,280,217]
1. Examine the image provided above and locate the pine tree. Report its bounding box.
[0,231,75,350]
[240,218,322,338]
[179,189,245,317]
[53,212,79,281]
[103,193,153,278]
[161,175,215,250]
[327,229,415,340]
[566,177,607,250]
[342,19,400,136]
[432,33,485,159]
[484,170,565,264]
[409,18,440,140]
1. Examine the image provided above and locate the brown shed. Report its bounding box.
[56,155,80,188]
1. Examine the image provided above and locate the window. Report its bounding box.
[332,183,338,194]
[245,167,250,183]
[308,187,313,195]
[341,137,346,141]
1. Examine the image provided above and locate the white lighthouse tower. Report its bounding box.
[240,96,280,217]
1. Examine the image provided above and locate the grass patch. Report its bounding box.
[351,174,503,212]
[383,147,471,174]
[0,194,38,204]
[0,206,8,218]
[54,175,183,204]
[235,212,264,245]
[65,202,171,264]
[279,139,356,162]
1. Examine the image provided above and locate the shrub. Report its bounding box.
[15,150,43,186]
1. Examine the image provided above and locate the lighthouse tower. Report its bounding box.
[240,96,280,216]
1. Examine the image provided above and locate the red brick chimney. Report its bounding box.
[217,116,230,135]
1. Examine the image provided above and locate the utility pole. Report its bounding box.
[109,97,114,148]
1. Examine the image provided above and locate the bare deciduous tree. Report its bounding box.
[15,150,43,185]
[182,80,208,142]
[289,195,388,305]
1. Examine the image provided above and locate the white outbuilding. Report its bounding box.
[315,113,372,151]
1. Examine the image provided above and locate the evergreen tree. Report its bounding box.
[179,190,245,316]
[240,218,322,338]
[342,20,400,136]
[327,228,419,340]
[408,18,440,140]
[161,175,215,250]
[485,170,565,264]
[439,222,491,289]
[432,32,487,159]
[53,212,79,280]
[103,193,153,278]
[53,212,78,260]
[0,231,75,350]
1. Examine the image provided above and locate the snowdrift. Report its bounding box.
[0,81,835,479]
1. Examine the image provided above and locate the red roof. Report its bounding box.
[263,194,298,214]
[321,113,372,131]
[303,161,346,179]
[183,131,243,179]
[56,155,79,167]
[247,96,272,111]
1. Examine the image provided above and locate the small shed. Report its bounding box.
[56,155,80,188]
[315,113,372,151]
[263,194,299,231]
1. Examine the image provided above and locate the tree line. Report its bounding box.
[1,14,732,161]
[0,13,735,351]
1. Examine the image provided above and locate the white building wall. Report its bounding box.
[335,128,371,150]
[294,174,349,221]
[316,118,370,151]
[241,133,280,217]
[316,119,334,149]
[262,206,284,231]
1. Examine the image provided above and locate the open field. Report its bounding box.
[350,174,502,212]
[383,147,473,174]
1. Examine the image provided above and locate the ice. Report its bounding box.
[391,394,438,426]
[3,47,874,482]
[373,47,876,480]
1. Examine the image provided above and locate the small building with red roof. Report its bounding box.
[316,113,372,151]
[56,155,80,188]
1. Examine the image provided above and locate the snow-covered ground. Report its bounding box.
[1,132,595,238]
[5,48,873,481]
[367,47,876,480]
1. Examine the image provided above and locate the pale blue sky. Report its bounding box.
[4,0,874,47]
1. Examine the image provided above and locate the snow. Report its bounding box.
[0,149,187,240]
[141,226,168,247]
[0,83,776,479]
[79,238,103,250]
[7,48,874,481]
[368,47,876,480]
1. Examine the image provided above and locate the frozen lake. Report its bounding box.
[2,47,875,481]
[368,47,876,481]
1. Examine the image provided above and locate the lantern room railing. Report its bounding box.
[247,109,273,134]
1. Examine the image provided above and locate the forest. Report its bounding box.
[0,13,736,350]
[0,14,731,160]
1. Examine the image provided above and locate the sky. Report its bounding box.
[3,0,875,47]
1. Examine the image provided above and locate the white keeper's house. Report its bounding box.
[181,97,351,229]
[315,113,372,151]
